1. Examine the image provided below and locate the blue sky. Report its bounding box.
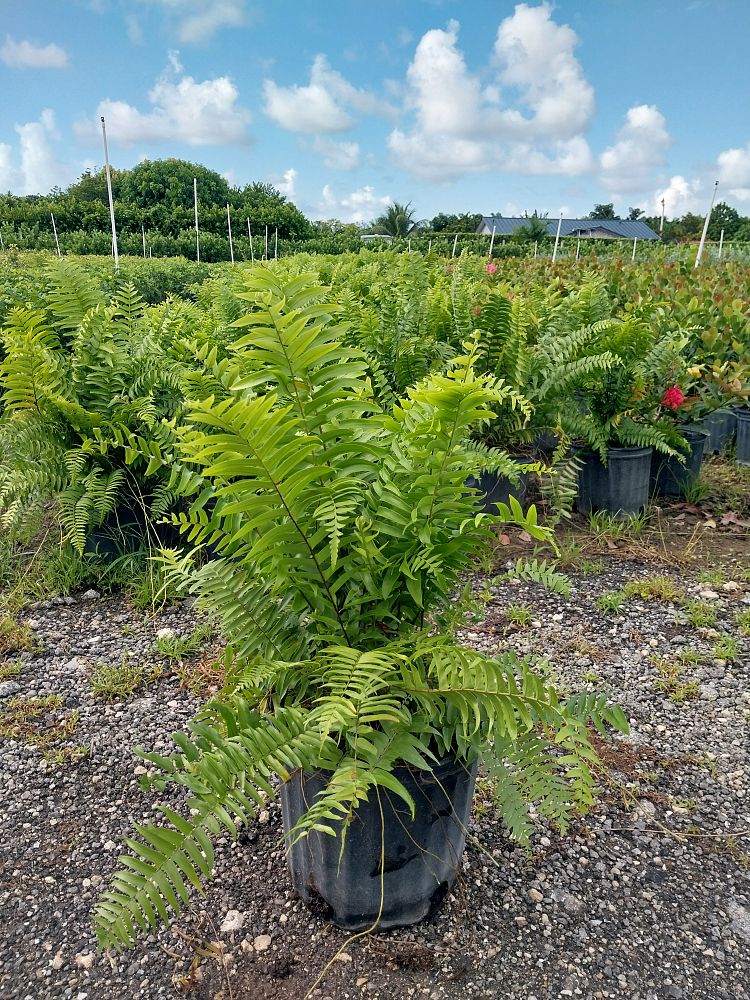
[1,0,750,223]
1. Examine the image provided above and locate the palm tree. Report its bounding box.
[371,201,422,237]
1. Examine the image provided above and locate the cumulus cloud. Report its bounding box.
[274,167,297,199]
[717,142,750,201]
[388,6,596,182]
[263,55,395,134]
[0,110,73,195]
[1,36,69,69]
[140,0,248,44]
[599,104,672,194]
[312,136,360,170]
[652,175,705,216]
[75,53,251,146]
[315,184,392,224]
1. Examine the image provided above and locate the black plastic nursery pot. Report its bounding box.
[280,756,478,932]
[575,446,653,516]
[735,407,750,467]
[84,500,182,563]
[650,427,709,498]
[695,408,737,454]
[467,457,531,514]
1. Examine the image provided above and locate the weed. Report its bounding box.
[0,694,86,764]
[582,670,600,684]
[652,656,698,703]
[713,635,739,662]
[622,576,684,603]
[698,567,727,587]
[155,621,213,660]
[0,659,22,681]
[596,591,625,613]
[554,537,585,568]
[680,479,711,505]
[677,647,704,667]
[577,559,606,575]
[505,604,532,627]
[587,509,648,542]
[0,616,37,655]
[89,656,160,701]
[736,609,750,636]
[686,600,718,628]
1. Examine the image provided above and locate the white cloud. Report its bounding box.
[388,6,596,182]
[653,175,705,216]
[275,167,297,199]
[0,110,73,195]
[263,55,395,134]
[140,0,248,43]
[75,54,251,146]
[1,36,69,69]
[599,104,672,193]
[717,142,750,201]
[312,136,360,170]
[315,184,391,224]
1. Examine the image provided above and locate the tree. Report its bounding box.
[708,201,741,240]
[371,201,422,237]
[588,203,620,220]
[627,207,644,221]
[429,212,482,233]
[513,212,550,243]
[120,159,232,212]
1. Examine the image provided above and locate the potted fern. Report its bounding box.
[94,268,626,948]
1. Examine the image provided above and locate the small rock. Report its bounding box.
[81,589,100,600]
[253,934,272,952]
[552,889,586,916]
[0,680,21,697]
[51,950,65,970]
[727,900,750,943]
[528,888,544,903]
[74,952,95,970]
[356,977,369,987]
[699,684,719,702]
[698,589,719,600]
[156,627,176,640]
[220,909,245,934]
[721,581,740,593]
[258,810,270,825]
[632,800,656,822]
[334,952,353,963]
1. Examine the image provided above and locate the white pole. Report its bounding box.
[427,239,432,254]
[488,224,496,258]
[50,212,61,257]
[149,247,152,258]
[274,227,278,259]
[451,233,458,258]
[659,197,665,236]
[534,241,538,258]
[142,224,146,258]
[246,218,254,262]
[695,180,719,268]
[0,230,4,251]
[226,204,234,264]
[718,228,725,259]
[264,225,268,260]
[193,177,200,262]
[631,236,637,262]
[551,213,563,262]
[100,116,119,271]
[575,238,580,260]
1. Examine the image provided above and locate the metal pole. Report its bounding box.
[274,227,278,259]
[142,224,146,258]
[718,228,725,260]
[695,180,719,268]
[576,238,580,260]
[488,225,496,258]
[534,241,538,258]
[100,116,119,270]
[631,236,637,262]
[451,234,458,258]
[50,212,61,257]
[659,197,665,236]
[265,225,268,260]
[193,177,200,262]
[246,218,254,262]
[552,214,563,262]
[226,204,234,263]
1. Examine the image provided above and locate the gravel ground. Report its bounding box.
[1,545,749,1000]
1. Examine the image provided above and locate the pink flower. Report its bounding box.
[661,385,686,410]
[485,262,498,275]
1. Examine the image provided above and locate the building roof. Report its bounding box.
[477,216,660,240]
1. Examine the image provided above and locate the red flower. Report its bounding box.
[485,262,498,275]
[661,385,686,410]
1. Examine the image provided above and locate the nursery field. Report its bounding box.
[0,248,748,1000]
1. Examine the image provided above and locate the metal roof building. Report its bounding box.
[476,216,660,240]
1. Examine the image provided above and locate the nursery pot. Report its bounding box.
[576,446,653,516]
[467,456,531,514]
[695,408,737,454]
[650,426,709,498]
[735,407,750,466]
[280,756,478,932]
[84,499,182,563]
